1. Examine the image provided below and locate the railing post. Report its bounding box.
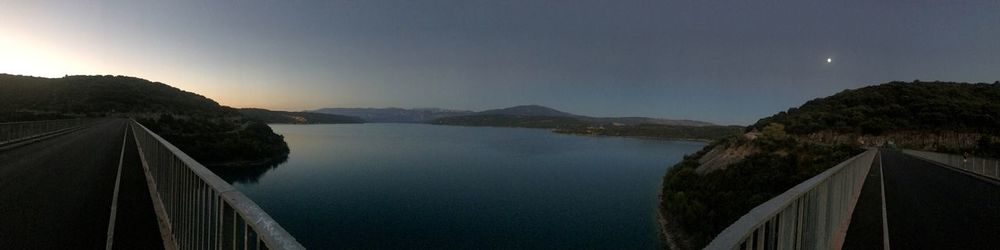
[705,150,876,249]
[902,149,1000,182]
[128,120,304,250]
[0,118,96,144]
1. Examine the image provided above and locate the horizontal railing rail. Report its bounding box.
[705,149,878,250]
[129,120,305,250]
[0,118,96,144]
[902,149,999,182]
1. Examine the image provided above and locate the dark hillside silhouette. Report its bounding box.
[0,74,289,167]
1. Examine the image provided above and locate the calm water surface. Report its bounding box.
[218,123,704,249]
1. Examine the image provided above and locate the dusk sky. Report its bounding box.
[2,1,998,125]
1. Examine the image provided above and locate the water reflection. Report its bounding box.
[212,155,289,184]
[225,124,705,249]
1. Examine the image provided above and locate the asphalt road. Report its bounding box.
[879,150,1000,249]
[0,119,162,249]
[110,124,164,250]
[842,153,885,250]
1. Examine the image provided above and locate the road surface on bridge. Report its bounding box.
[845,150,1000,249]
[0,119,162,249]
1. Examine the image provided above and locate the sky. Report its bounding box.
[1,1,998,125]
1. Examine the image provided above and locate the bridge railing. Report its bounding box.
[129,120,305,250]
[0,118,94,144]
[902,149,1000,181]
[705,149,878,250]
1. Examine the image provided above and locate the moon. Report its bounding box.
[826,58,833,63]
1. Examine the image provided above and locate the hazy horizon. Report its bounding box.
[3,1,999,125]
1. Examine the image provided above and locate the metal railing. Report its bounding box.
[705,149,878,250]
[0,118,94,144]
[902,149,1000,181]
[129,120,305,250]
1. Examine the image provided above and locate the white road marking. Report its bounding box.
[105,124,128,250]
[879,152,891,250]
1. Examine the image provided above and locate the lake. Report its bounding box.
[217,123,705,249]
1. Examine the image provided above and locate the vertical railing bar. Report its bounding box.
[234,208,240,250]
[217,196,223,250]
[705,150,875,249]
[211,188,217,250]
[205,185,210,250]
[179,166,185,248]
[185,168,191,249]
[181,167,187,248]
[128,120,302,250]
[189,169,196,249]
[195,180,201,250]
[207,187,212,250]
[202,182,209,250]
[197,181,202,250]
[171,156,179,237]
[245,220,250,250]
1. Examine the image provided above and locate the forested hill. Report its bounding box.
[752,81,1000,135]
[0,74,289,168]
[239,108,364,124]
[312,107,474,123]
[0,74,229,117]
[432,104,716,127]
[659,80,1000,249]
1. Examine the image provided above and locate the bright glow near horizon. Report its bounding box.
[0,37,72,78]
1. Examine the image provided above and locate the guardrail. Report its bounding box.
[902,149,999,182]
[0,118,95,144]
[705,149,878,250]
[129,120,305,250]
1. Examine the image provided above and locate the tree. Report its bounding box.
[762,123,787,140]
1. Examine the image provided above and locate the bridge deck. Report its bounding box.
[842,153,885,249]
[0,119,162,249]
[845,150,1000,249]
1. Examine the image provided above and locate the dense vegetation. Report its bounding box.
[239,108,364,124]
[0,74,289,167]
[0,74,229,116]
[660,130,862,248]
[431,114,592,128]
[433,114,733,141]
[313,107,474,123]
[476,104,576,117]
[554,124,743,141]
[661,80,1000,249]
[434,104,716,127]
[137,114,289,166]
[433,106,727,141]
[752,81,1000,135]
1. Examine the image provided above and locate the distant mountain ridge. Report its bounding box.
[312,107,473,123]
[239,108,364,124]
[429,105,732,142]
[438,104,716,127]
[477,105,576,117]
[315,104,715,126]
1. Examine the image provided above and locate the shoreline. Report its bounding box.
[426,122,725,142]
[295,122,720,142]
[553,131,715,143]
[204,153,289,169]
[657,177,688,250]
